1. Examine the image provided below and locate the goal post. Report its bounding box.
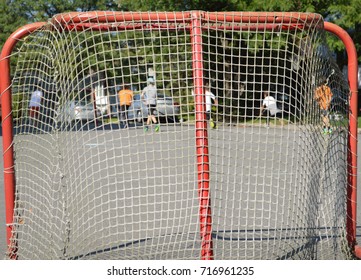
[323,21,360,257]
[0,21,47,257]
[0,11,359,259]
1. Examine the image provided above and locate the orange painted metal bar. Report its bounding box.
[190,11,214,260]
[52,11,323,25]
[0,21,47,258]
[52,11,191,25]
[324,21,360,259]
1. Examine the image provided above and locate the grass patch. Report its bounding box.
[181,114,290,126]
[244,117,290,126]
[103,117,119,124]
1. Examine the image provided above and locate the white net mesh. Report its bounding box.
[3,11,353,259]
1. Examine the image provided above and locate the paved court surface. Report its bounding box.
[1,125,361,259]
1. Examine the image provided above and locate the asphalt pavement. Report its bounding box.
[0,126,360,259]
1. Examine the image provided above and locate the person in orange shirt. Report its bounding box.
[314,77,333,134]
[118,84,134,128]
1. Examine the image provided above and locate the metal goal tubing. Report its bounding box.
[0,11,359,259]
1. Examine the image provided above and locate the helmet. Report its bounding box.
[147,77,155,83]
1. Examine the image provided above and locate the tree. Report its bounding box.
[116,0,239,12]
[1,0,359,121]
[0,0,119,51]
[2,0,360,65]
[328,0,361,62]
[247,0,361,65]
[0,0,28,49]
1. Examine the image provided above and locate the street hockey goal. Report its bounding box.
[0,11,359,259]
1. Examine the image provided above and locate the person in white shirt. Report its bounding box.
[29,86,43,127]
[192,82,218,128]
[204,83,218,128]
[260,91,281,126]
[260,91,281,116]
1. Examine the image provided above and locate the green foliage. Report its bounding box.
[0,0,27,48]
[0,0,359,122]
[1,0,360,65]
[0,0,118,51]
[328,0,361,61]
[117,0,239,12]
[114,0,360,66]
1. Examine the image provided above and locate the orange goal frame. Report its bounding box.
[0,11,359,259]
